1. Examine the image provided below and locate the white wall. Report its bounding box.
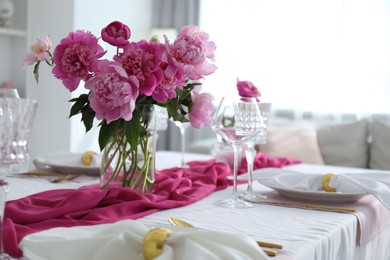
[27,0,75,160]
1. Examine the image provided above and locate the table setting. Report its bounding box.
[6,146,390,260]
[4,151,303,258]
[5,151,390,260]
[1,19,390,260]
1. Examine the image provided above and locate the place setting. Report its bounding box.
[33,151,100,175]
[237,167,390,208]
[7,151,101,184]
[17,218,270,260]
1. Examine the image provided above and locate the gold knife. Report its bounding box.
[256,201,355,213]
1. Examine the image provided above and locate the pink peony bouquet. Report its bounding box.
[23,21,216,151]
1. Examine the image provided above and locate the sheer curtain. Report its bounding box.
[151,0,199,28]
[199,0,390,115]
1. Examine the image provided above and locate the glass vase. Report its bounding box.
[100,106,157,193]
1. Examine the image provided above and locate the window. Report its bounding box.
[199,0,390,114]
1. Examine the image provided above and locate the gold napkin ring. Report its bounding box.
[322,173,337,192]
[143,228,172,260]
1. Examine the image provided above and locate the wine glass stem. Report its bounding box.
[179,125,186,167]
[232,144,240,200]
[245,144,256,194]
[0,180,8,255]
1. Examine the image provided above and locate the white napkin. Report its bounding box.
[248,168,390,210]
[19,220,268,260]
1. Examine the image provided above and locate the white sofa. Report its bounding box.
[188,116,390,171]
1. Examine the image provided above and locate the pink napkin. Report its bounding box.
[4,156,300,258]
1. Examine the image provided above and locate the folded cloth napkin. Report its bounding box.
[248,168,390,210]
[19,219,268,260]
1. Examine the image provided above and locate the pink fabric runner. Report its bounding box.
[259,191,390,246]
[4,154,300,258]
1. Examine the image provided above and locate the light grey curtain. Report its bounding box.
[151,0,200,28]
[151,0,212,152]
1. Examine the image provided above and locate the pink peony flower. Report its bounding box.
[52,30,105,92]
[101,21,131,47]
[22,36,52,70]
[164,25,217,80]
[189,92,215,128]
[237,79,261,100]
[115,40,164,96]
[152,70,185,103]
[152,48,186,103]
[85,60,139,123]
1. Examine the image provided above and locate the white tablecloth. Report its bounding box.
[6,151,390,260]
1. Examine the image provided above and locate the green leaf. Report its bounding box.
[69,94,90,118]
[46,51,54,66]
[124,112,141,151]
[165,97,190,122]
[33,62,41,84]
[98,120,120,151]
[81,108,95,132]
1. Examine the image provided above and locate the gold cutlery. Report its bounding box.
[11,171,82,183]
[49,174,82,183]
[13,171,63,177]
[256,201,356,213]
[168,217,282,257]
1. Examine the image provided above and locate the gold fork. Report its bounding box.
[168,217,282,257]
[50,174,81,183]
[12,171,82,183]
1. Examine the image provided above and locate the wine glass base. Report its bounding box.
[213,198,254,208]
[179,163,189,168]
[0,253,17,260]
[239,192,267,203]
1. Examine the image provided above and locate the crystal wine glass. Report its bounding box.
[211,96,263,208]
[240,103,272,202]
[0,91,37,259]
[0,174,13,260]
[0,89,21,260]
[170,120,190,168]
[0,88,19,99]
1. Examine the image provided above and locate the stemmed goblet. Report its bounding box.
[0,90,37,259]
[211,96,263,208]
[240,103,272,202]
[0,89,20,260]
[170,120,190,168]
[0,173,12,260]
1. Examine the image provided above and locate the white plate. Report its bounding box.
[34,152,100,175]
[260,182,367,204]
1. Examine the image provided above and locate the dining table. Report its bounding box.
[5,150,390,260]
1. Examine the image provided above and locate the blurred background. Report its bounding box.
[1,0,389,159]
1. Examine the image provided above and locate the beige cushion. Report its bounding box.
[317,119,369,168]
[370,118,390,170]
[258,125,324,164]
